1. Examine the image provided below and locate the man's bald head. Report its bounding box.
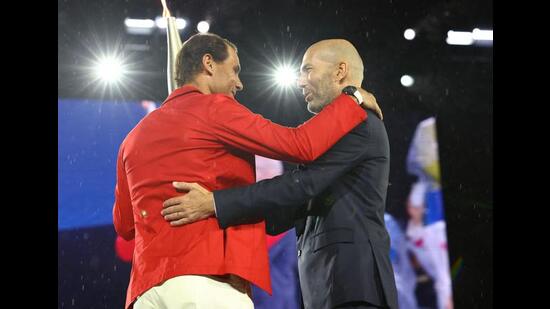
[298,39,365,114]
[306,39,364,85]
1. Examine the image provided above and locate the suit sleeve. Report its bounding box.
[213,123,370,234]
[208,94,366,164]
[112,146,135,240]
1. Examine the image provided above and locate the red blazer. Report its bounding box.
[113,85,366,308]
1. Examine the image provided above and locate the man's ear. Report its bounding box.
[202,54,215,75]
[335,62,349,83]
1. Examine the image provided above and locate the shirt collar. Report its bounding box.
[162,85,203,105]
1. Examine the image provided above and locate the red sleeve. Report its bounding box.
[112,145,135,240]
[208,94,367,164]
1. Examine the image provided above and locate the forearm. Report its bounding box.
[210,94,366,163]
[214,124,369,229]
[214,169,310,229]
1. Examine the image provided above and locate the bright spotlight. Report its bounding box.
[273,66,297,88]
[446,30,474,45]
[472,28,493,41]
[404,28,416,40]
[124,18,155,35]
[400,75,414,87]
[124,18,155,29]
[95,57,125,83]
[155,17,187,30]
[197,21,210,33]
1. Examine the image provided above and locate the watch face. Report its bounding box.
[342,86,362,104]
[343,86,357,94]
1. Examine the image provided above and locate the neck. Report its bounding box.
[340,80,361,89]
[187,76,212,95]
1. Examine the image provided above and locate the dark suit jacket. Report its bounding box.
[214,110,398,309]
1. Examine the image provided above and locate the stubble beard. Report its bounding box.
[306,83,339,114]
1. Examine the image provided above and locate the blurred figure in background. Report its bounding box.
[405,117,453,309]
[384,213,419,309]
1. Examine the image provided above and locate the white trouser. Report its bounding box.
[133,275,254,309]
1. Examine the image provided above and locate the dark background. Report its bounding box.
[58,0,492,308]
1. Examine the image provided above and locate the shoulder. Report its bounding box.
[365,109,384,126]
[209,93,239,105]
[208,94,250,113]
[344,110,389,152]
[346,111,377,136]
[363,110,387,135]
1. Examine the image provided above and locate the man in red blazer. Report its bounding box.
[113,33,375,308]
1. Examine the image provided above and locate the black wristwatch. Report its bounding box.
[342,86,363,105]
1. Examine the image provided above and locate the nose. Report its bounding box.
[297,73,306,89]
[236,77,244,92]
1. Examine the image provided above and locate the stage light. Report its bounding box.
[155,17,187,30]
[124,18,155,29]
[472,28,493,41]
[400,75,414,87]
[273,65,297,88]
[404,28,416,40]
[94,57,125,83]
[446,28,492,46]
[124,18,155,35]
[446,30,474,45]
[197,21,210,33]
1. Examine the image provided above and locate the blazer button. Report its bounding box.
[140,210,148,218]
[297,250,302,257]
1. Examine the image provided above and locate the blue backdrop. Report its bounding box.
[58,98,146,230]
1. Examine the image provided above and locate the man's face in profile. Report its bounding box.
[297,48,340,114]
[210,46,243,99]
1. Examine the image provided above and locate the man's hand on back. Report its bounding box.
[161,182,215,226]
